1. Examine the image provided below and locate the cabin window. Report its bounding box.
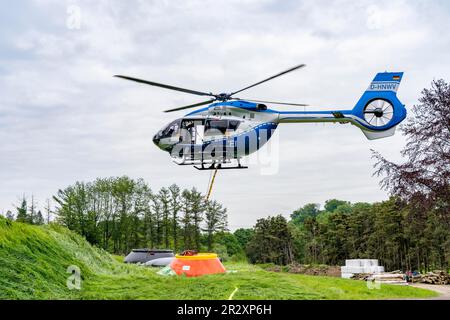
[228,120,240,131]
[257,104,268,110]
[205,120,228,135]
[205,119,241,135]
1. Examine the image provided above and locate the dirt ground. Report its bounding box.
[409,284,450,300]
[266,264,341,277]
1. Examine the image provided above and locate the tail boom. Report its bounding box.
[276,72,407,140]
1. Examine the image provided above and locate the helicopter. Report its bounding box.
[115,65,406,170]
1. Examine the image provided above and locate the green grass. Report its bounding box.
[0,217,438,300]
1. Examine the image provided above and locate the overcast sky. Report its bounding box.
[1,0,449,229]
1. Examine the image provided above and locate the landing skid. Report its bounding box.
[194,164,248,171]
[172,157,248,170]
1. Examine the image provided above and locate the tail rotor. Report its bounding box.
[363,99,394,127]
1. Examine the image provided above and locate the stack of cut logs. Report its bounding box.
[368,272,407,285]
[352,270,450,285]
[350,273,372,280]
[412,271,450,285]
[351,271,407,284]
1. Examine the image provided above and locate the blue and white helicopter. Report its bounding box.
[115,65,406,170]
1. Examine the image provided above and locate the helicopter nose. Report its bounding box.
[152,134,160,146]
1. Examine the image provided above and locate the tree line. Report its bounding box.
[53,177,228,254]
[238,195,448,272]
[289,198,447,271]
[4,178,228,255]
[4,196,50,226]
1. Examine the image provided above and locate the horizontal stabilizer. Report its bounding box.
[362,126,397,140]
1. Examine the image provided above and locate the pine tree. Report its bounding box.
[29,195,37,224]
[6,210,14,221]
[16,197,28,223]
[151,193,163,248]
[181,189,193,250]
[203,200,228,251]
[169,184,181,251]
[44,199,52,224]
[34,210,44,225]
[189,188,203,250]
[158,187,171,249]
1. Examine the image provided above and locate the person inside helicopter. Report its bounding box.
[152,119,181,146]
[180,119,204,144]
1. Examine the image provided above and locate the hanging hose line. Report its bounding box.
[205,167,219,201]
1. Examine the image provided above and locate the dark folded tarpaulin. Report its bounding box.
[145,257,175,267]
[124,249,174,264]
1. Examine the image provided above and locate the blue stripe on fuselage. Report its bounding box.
[199,122,278,157]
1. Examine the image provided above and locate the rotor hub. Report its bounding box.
[373,108,384,118]
[216,93,231,101]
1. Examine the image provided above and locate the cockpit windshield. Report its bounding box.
[158,119,181,139]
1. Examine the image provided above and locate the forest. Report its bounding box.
[2,79,449,272]
[245,197,448,272]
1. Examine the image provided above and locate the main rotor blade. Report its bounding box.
[230,64,306,96]
[164,99,216,113]
[114,75,215,97]
[233,98,308,107]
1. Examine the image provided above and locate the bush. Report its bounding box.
[230,251,248,263]
[212,243,230,262]
[214,232,244,257]
[246,215,294,265]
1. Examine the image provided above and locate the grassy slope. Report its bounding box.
[0,218,438,300]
